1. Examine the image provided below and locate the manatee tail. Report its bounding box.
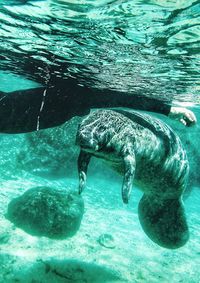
[138,194,189,249]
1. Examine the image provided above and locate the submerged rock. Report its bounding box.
[98,233,116,249]
[6,186,84,239]
[16,117,81,177]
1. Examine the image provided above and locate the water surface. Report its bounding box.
[0,0,199,102]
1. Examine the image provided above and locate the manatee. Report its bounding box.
[75,109,189,249]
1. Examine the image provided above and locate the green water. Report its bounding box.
[0,1,200,282]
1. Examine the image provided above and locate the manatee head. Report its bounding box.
[76,113,112,153]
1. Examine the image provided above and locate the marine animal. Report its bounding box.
[76,109,189,249]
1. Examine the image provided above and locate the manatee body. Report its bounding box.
[76,109,189,249]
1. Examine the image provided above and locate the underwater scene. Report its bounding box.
[0,0,200,282]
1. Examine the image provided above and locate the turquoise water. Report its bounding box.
[0,1,200,282]
[0,0,200,101]
[0,115,200,282]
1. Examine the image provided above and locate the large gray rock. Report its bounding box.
[6,186,84,239]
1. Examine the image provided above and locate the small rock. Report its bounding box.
[98,233,116,249]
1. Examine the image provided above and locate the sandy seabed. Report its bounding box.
[0,171,200,283]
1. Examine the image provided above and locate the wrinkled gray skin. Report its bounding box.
[76,109,189,249]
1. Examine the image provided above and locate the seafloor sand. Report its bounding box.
[0,171,200,283]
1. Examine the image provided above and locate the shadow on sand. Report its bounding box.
[12,258,124,283]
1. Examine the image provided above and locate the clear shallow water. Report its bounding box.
[0,1,200,283]
[0,172,200,282]
[0,111,200,282]
[0,0,200,102]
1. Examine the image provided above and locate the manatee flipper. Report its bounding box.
[138,195,189,249]
[121,153,136,204]
[78,150,91,194]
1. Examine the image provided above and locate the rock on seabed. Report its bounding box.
[6,186,84,239]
